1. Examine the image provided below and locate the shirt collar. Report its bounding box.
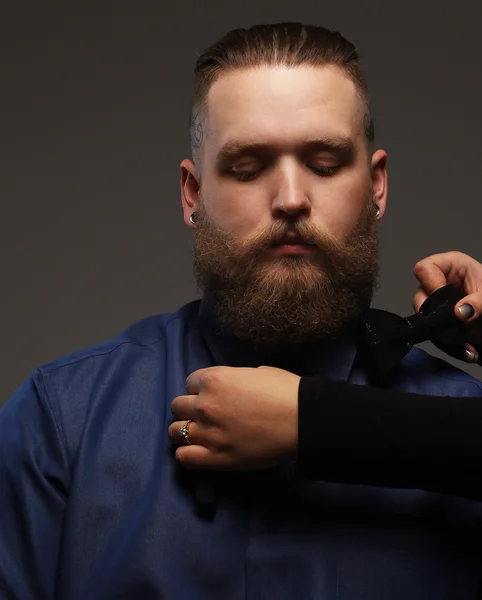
[197,297,359,382]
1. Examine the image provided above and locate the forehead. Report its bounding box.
[205,65,364,152]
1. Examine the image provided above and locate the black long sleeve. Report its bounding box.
[296,377,482,501]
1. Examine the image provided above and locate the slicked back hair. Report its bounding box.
[189,22,375,162]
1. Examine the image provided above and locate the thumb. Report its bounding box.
[455,293,480,323]
[412,259,449,312]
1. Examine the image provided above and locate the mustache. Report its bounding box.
[238,219,345,257]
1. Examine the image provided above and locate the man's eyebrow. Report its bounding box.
[302,137,356,161]
[215,136,356,166]
[215,142,272,166]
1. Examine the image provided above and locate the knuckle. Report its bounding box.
[195,397,216,421]
[200,368,220,388]
[413,260,426,274]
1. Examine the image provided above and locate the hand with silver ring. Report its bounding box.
[168,365,300,471]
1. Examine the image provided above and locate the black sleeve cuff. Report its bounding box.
[295,376,482,498]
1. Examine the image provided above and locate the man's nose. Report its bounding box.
[271,165,311,218]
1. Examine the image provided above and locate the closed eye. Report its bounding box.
[309,165,339,176]
[229,163,340,182]
[229,167,264,182]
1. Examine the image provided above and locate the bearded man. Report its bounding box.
[2,23,482,600]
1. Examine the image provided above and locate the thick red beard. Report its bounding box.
[192,202,380,348]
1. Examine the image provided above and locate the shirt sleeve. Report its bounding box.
[296,376,482,501]
[0,369,69,600]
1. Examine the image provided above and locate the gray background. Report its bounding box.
[1,2,481,405]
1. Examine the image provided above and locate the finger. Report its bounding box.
[455,293,480,323]
[432,340,468,363]
[432,340,480,364]
[170,394,197,420]
[464,343,480,363]
[413,258,449,296]
[412,285,428,313]
[168,419,203,446]
[175,445,231,470]
[414,251,480,292]
[414,251,465,280]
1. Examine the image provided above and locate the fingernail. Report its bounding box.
[464,348,479,363]
[458,303,475,320]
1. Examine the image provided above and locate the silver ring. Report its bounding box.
[179,419,193,445]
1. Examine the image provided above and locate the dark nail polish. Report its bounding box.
[458,303,475,320]
[464,348,479,363]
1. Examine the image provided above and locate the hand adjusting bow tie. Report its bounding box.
[358,284,479,377]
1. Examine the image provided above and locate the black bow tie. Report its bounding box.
[358,285,475,376]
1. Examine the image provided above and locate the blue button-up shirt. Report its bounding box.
[1,298,482,599]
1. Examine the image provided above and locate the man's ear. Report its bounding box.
[371,149,388,218]
[180,159,200,229]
